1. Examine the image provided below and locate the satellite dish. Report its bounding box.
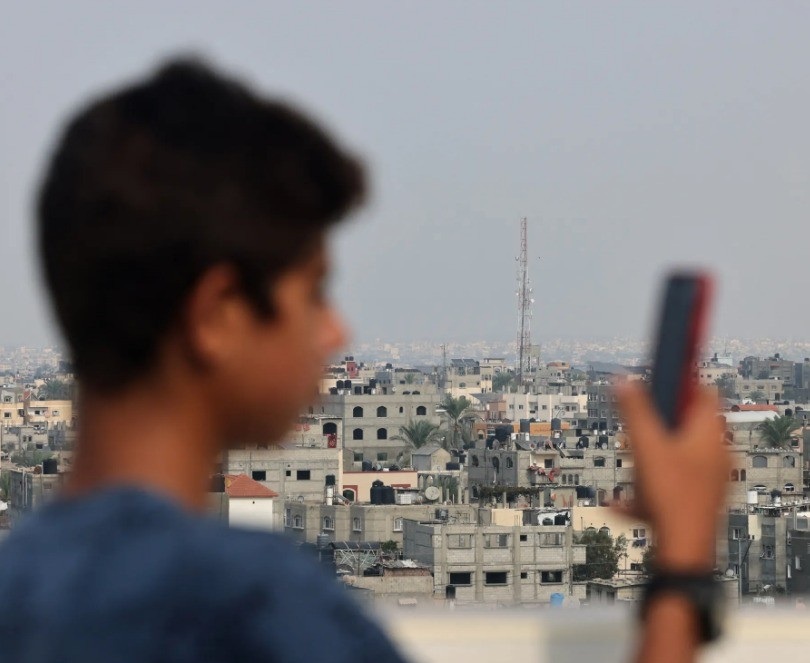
[424,486,441,502]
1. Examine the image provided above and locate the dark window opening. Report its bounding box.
[449,572,472,586]
[485,571,508,586]
[541,570,563,583]
[251,470,266,481]
[296,470,311,481]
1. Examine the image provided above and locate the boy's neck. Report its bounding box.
[65,383,221,512]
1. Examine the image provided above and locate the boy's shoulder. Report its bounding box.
[0,488,406,663]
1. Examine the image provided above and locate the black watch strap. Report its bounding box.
[640,571,722,644]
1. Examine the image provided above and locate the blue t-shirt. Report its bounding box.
[0,487,408,663]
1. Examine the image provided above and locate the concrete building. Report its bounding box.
[410,446,452,472]
[5,464,66,522]
[209,474,280,531]
[402,516,586,606]
[573,506,651,570]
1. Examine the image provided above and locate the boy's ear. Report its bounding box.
[181,264,247,368]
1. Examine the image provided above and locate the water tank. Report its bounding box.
[370,486,385,505]
[519,419,531,433]
[344,381,352,390]
[551,418,561,431]
[554,514,567,525]
[361,460,373,472]
[457,454,467,465]
[550,593,565,607]
[210,474,225,492]
[747,489,759,505]
[325,474,336,486]
[494,426,511,443]
[382,486,396,504]
[336,380,344,389]
[542,517,554,526]
[42,458,58,475]
[371,479,385,488]
[354,386,363,395]
[575,428,583,437]
[446,462,461,470]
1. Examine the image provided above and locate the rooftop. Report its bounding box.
[224,474,279,499]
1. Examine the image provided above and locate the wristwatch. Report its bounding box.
[640,571,723,644]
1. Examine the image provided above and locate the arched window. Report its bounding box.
[322,516,334,531]
[574,474,579,485]
[416,406,427,416]
[594,456,606,468]
[730,469,739,482]
[740,469,746,481]
[352,406,363,418]
[352,517,362,532]
[376,406,387,417]
[784,455,796,468]
[752,455,768,468]
[393,517,404,532]
[492,457,500,470]
[322,422,337,436]
[785,483,796,493]
[352,428,363,440]
[471,455,480,467]
[377,428,387,440]
[505,457,514,469]
[293,515,303,529]
[599,526,611,536]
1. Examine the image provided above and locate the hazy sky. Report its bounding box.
[2,2,809,348]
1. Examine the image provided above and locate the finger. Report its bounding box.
[615,383,667,460]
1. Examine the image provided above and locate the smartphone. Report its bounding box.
[650,272,713,430]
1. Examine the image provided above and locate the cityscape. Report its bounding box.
[3,337,809,612]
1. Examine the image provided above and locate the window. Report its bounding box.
[353,428,364,440]
[731,527,744,540]
[393,517,403,532]
[352,406,363,418]
[285,470,291,477]
[520,572,528,579]
[399,406,403,413]
[296,470,311,480]
[616,459,622,468]
[484,533,509,548]
[377,428,388,440]
[284,508,291,526]
[323,516,334,531]
[784,456,796,468]
[752,455,768,468]
[785,483,796,493]
[293,515,303,529]
[2,413,9,419]
[544,459,553,469]
[471,455,479,467]
[52,410,59,416]
[762,545,774,560]
[377,452,388,461]
[797,556,802,571]
[353,452,364,462]
[540,570,563,584]
[505,457,514,469]
[599,526,611,536]
[416,406,427,416]
[573,474,579,485]
[449,572,472,586]
[342,489,356,502]
[730,469,739,482]
[447,534,473,549]
[484,571,508,586]
[594,457,606,467]
[376,406,387,417]
[352,517,362,532]
[251,470,266,481]
[538,532,563,546]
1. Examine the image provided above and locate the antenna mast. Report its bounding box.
[516,217,533,384]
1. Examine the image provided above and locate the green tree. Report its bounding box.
[10,449,54,467]
[573,529,627,581]
[39,378,75,401]
[439,395,473,450]
[757,415,798,448]
[641,544,657,575]
[492,372,515,393]
[397,419,442,450]
[380,540,399,555]
[714,375,737,400]
[748,390,767,403]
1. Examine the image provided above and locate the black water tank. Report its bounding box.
[554,514,567,526]
[370,486,384,505]
[344,381,352,390]
[329,387,338,395]
[361,460,373,472]
[372,479,384,487]
[519,419,530,433]
[575,428,583,437]
[325,474,336,486]
[42,458,58,475]
[382,486,396,504]
[551,418,561,431]
[354,386,363,395]
[446,462,461,470]
[210,474,225,492]
[494,425,511,442]
[457,453,467,465]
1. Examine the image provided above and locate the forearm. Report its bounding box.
[635,594,700,663]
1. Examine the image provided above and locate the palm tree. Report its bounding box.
[397,419,441,449]
[439,395,474,449]
[394,419,441,467]
[757,415,798,448]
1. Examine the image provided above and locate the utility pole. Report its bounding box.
[515,217,533,385]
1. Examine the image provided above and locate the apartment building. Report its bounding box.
[403,517,586,605]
